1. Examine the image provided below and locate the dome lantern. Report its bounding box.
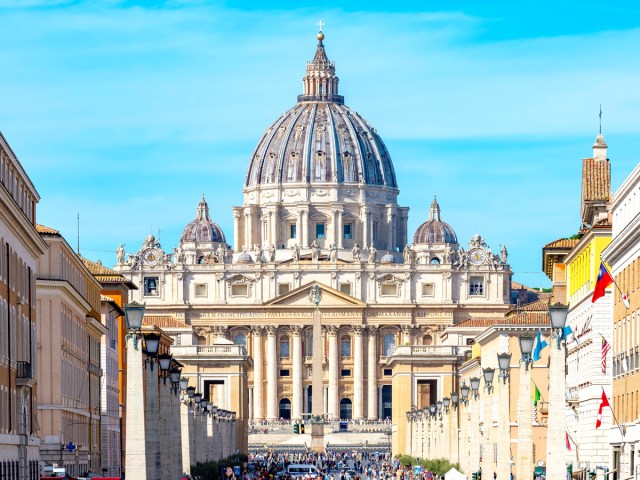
[297,31,344,105]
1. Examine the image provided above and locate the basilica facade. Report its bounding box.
[114,32,513,427]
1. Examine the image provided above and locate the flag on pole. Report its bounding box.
[533,328,547,362]
[566,432,572,451]
[562,325,573,341]
[533,384,541,407]
[592,262,613,303]
[602,338,611,374]
[622,293,630,309]
[596,390,610,428]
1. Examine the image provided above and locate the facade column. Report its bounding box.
[296,209,303,248]
[497,376,511,480]
[362,207,369,247]
[353,326,364,419]
[401,325,413,346]
[233,210,241,251]
[482,388,495,480]
[367,326,378,419]
[327,325,339,419]
[331,209,338,247]
[244,211,251,251]
[323,386,328,414]
[124,337,147,479]
[159,379,172,480]
[337,210,344,249]
[517,362,533,480]
[252,326,264,420]
[302,209,309,248]
[450,400,460,466]
[270,208,278,247]
[547,336,567,480]
[387,208,394,251]
[266,326,278,420]
[406,417,413,456]
[171,386,182,480]
[291,326,303,420]
[468,393,481,475]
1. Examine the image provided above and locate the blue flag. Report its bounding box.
[533,328,547,361]
[562,325,573,341]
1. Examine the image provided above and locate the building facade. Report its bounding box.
[114,32,514,454]
[562,134,613,471]
[602,162,640,480]
[36,226,106,477]
[0,132,47,480]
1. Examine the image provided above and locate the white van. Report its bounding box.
[287,464,320,478]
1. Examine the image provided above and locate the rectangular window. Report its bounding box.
[381,284,398,296]
[143,277,159,296]
[278,283,291,296]
[341,369,351,377]
[316,223,325,239]
[469,276,484,296]
[383,369,392,376]
[279,369,290,377]
[195,283,207,297]
[339,283,352,295]
[372,222,378,242]
[421,283,435,297]
[343,224,352,240]
[231,284,249,297]
[280,339,290,358]
[290,224,297,239]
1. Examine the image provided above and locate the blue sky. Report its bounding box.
[1,1,639,288]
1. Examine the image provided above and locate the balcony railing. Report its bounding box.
[388,345,465,357]
[171,345,247,357]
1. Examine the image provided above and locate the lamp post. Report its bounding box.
[547,303,569,480]
[517,335,534,480]
[124,301,145,349]
[482,367,496,480]
[496,353,512,480]
[468,377,481,476]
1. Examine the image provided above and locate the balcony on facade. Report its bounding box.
[171,344,249,359]
[16,361,35,388]
[382,345,470,365]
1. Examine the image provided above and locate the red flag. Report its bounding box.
[592,262,613,303]
[566,432,572,450]
[596,390,610,428]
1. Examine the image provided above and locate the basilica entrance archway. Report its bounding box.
[339,398,352,420]
[279,398,291,420]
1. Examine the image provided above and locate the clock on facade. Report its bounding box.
[143,248,160,266]
[468,248,486,266]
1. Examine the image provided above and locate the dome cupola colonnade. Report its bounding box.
[234,31,409,256]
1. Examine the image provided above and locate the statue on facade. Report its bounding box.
[311,240,320,262]
[352,243,361,262]
[291,243,300,262]
[500,244,508,264]
[116,244,125,265]
[253,243,262,263]
[216,244,225,264]
[368,244,377,264]
[329,243,338,262]
[403,244,412,264]
[268,244,276,262]
[443,244,452,264]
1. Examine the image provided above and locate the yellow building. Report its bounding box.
[36,225,107,477]
[0,132,48,477]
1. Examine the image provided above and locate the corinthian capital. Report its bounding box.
[325,325,339,336]
[290,325,303,336]
[251,325,265,336]
[352,325,365,335]
[265,325,278,336]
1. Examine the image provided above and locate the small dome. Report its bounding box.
[413,196,458,245]
[380,253,395,264]
[235,252,253,264]
[180,195,226,244]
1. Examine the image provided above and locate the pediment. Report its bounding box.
[265,281,365,308]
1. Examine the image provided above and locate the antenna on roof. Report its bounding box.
[77,213,80,254]
[599,104,602,134]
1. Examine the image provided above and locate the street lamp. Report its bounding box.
[169,368,181,395]
[436,400,443,418]
[443,397,450,414]
[142,333,160,370]
[548,303,569,348]
[470,377,481,400]
[518,335,535,369]
[158,353,172,384]
[497,353,511,383]
[450,393,459,410]
[483,368,495,393]
[429,404,437,418]
[460,384,470,406]
[124,301,145,349]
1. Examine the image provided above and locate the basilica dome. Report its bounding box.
[244,35,397,189]
[180,195,226,244]
[413,197,458,245]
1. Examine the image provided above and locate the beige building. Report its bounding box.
[0,132,47,479]
[114,33,513,457]
[36,225,106,477]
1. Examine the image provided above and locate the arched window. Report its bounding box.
[430,257,440,265]
[280,336,290,358]
[341,335,352,357]
[340,398,353,419]
[234,334,246,346]
[423,335,433,346]
[383,333,395,356]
